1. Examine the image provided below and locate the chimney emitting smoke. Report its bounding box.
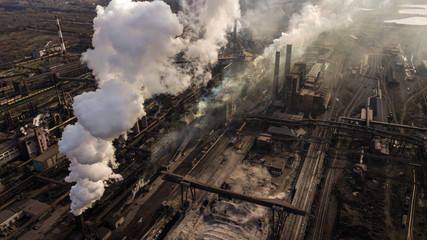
[273,51,280,100]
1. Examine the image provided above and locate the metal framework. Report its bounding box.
[161,172,306,216]
[248,116,426,147]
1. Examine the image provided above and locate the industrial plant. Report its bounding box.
[0,0,426,240]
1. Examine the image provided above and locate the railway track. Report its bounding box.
[400,84,427,125]
[310,136,343,240]
[281,48,347,240]
[281,127,330,240]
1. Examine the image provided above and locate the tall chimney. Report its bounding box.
[55,16,67,54]
[283,44,293,109]
[233,19,238,56]
[285,44,292,77]
[273,51,280,100]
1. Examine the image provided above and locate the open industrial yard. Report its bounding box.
[0,0,426,240]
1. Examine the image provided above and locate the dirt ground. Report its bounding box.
[0,0,110,68]
[326,154,421,240]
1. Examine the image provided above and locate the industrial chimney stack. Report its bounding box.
[273,51,280,100]
[283,44,293,108]
[285,44,292,78]
[233,19,238,56]
[55,16,67,54]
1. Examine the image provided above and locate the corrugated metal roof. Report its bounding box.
[34,145,59,162]
[268,126,297,137]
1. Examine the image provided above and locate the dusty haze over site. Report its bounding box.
[0,0,426,240]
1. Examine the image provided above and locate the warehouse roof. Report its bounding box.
[34,145,59,162]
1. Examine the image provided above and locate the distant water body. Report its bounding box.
[384,5,427,26]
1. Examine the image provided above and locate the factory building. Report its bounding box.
[268,126,306,142]
[32,46,63,59]
[298,63,330,113]
[0,207,22,231]
[283,61,330,113]
[0,199,49,231]
[373,98,388,123]
[0,127,49,166]
[104,214,125,230]
[33,145,63,172]
[18,127,48,160]
[263,156,288,176]
[275,45,330,114]
[0,140,21,166]
[97,226,112,240]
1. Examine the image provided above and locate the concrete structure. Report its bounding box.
[284,44,292,81]
[374,138,390,155]
[32,49,47,59]
[263,156,287,176]
[104,214,125,230]
[298,63,330,113]
[283,44,293,107]
[373,98,388,123]
[272,111,305,121]
[132,120,140,134]
[18,127,48,160]
[256,135,272,149]
[0,208,23,231]
[97,226,112,240]
[0,199,49,231]
[268,126,306,142]
[12,80,27,95]
[284,62,306,110]
[0,139,21,166]
[33,145,63,172]
[32,46,62,59]
[13,198,50,218]
[273,51,280,100]
[282,60,330,114]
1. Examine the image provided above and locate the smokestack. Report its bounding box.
[234,19,238,55]
[282,45,292,108]
[285,44,292,77]
[75,215,89,236]
[273,51,280,100]
[55,16,67,54]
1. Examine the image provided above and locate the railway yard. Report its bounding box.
[0,1,426,240]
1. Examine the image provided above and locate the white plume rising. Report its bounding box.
[179,0,241,80]
[262,0,393,59]
[59,0,240,216]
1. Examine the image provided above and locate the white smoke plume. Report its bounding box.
[262,0,393,59]
[59,0,184,216]
[82,0,189,96]
[59,0,240,216]
[33,113,49,127]
[240,0,304,36]
[179,0,241,80]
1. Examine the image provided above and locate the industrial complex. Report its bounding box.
[0,0,426,240]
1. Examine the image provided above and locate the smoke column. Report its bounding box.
[261,0,393,59]
[59,0,185,216]
[59,0,240,216]
[179,0,241,80]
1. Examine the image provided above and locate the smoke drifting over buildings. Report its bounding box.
[261,0,393,59]
[180,0,241,79]
[59,0,240,216]
[58,0,399,217]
